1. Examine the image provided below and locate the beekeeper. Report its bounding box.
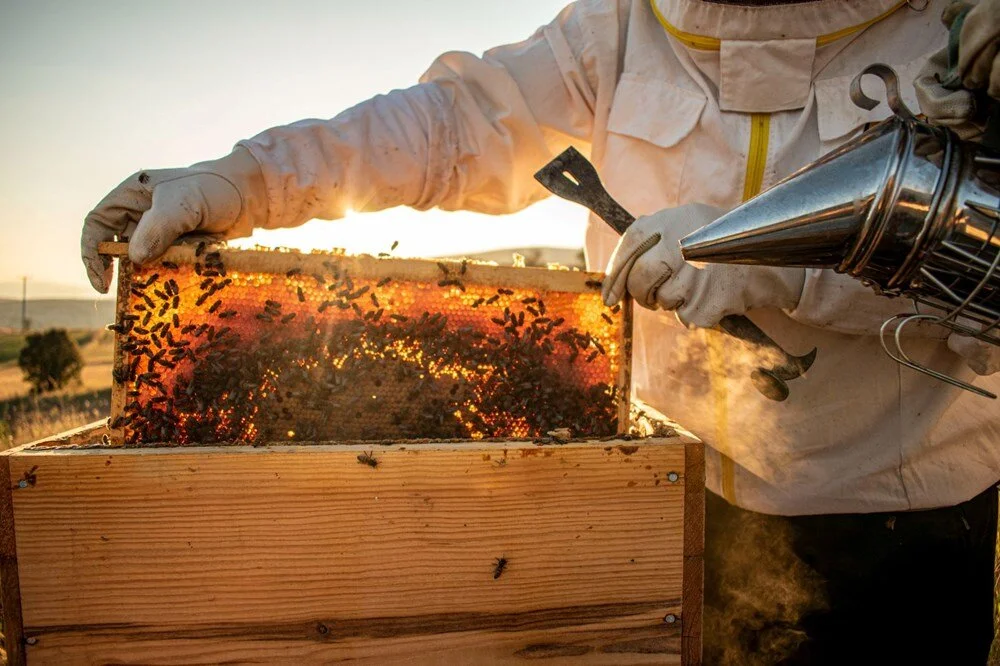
[81,0,1000,662]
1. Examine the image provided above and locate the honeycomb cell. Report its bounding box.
[109,246,629,445]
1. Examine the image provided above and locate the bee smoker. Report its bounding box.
[680,64,1000,398]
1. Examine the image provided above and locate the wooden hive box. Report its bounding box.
[0,245,705,664]
[0,422,704,665]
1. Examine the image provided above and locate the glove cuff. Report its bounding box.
[191,147,269,236]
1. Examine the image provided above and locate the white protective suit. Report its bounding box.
[230,0,1000,516]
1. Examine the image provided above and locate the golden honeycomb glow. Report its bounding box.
[111,247,625,445]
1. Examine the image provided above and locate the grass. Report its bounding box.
[0,329,114,448]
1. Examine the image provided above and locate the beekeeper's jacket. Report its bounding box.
[240,0,1000,515]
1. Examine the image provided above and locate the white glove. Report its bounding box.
[81,147,267,293]
[601,203,806,328]
[914,0,1000,139]
[947,333,1000,376]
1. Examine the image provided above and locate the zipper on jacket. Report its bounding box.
[743,114,771,201]
[711,112,772,504]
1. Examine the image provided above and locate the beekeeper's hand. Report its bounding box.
[914,0,1000,139]
[948,333,1000,376]
[81,147,268,293]
[601,203,805,328]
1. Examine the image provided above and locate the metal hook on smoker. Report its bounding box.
[850,64,916,120]
[880,314,997,399]
[534,147,818,402]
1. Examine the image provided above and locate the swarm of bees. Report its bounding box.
[109,247,624,446]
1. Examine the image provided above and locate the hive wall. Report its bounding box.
[101,243,630,446]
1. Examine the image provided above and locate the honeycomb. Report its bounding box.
[106,244,629,446]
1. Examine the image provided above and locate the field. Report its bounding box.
[0,329,113,449]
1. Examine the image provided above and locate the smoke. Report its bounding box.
[703,495,827,665]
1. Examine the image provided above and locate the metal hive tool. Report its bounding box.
[100,242,631,445]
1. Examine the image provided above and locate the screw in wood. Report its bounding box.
[667,472,679,483]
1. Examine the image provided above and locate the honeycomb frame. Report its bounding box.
[100,242,632,446]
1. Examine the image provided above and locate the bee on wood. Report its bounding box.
[357,451,379,468]
[585,279,603,288]
[286,267,303,277]
[492,556,508,580]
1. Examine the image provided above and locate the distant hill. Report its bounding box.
[443,247,586,269]
[0,299,116,331]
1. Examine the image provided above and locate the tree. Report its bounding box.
[18,329,83,394]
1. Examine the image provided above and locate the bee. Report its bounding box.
[357,450,379,468]
[196,241,207,257]
[492,556,508,580]
[376,277,391,287]
[286,267,303,277]
[601,313,614,325]
[391,240,399,251]
[297,287,306,303]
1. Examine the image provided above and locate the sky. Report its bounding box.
[0,0,583,299]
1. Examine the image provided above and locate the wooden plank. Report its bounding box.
[25,610,680,665]
[107,256,132,440]
[20,421,109,450]
[0,456,26,666]
[615,297,634,436]
[97,241,607,294]
[682,441,705,666]
[7,438,691,663]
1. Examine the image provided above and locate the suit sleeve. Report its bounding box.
[237,0,626,231]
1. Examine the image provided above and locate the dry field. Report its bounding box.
[0,329,113,449]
